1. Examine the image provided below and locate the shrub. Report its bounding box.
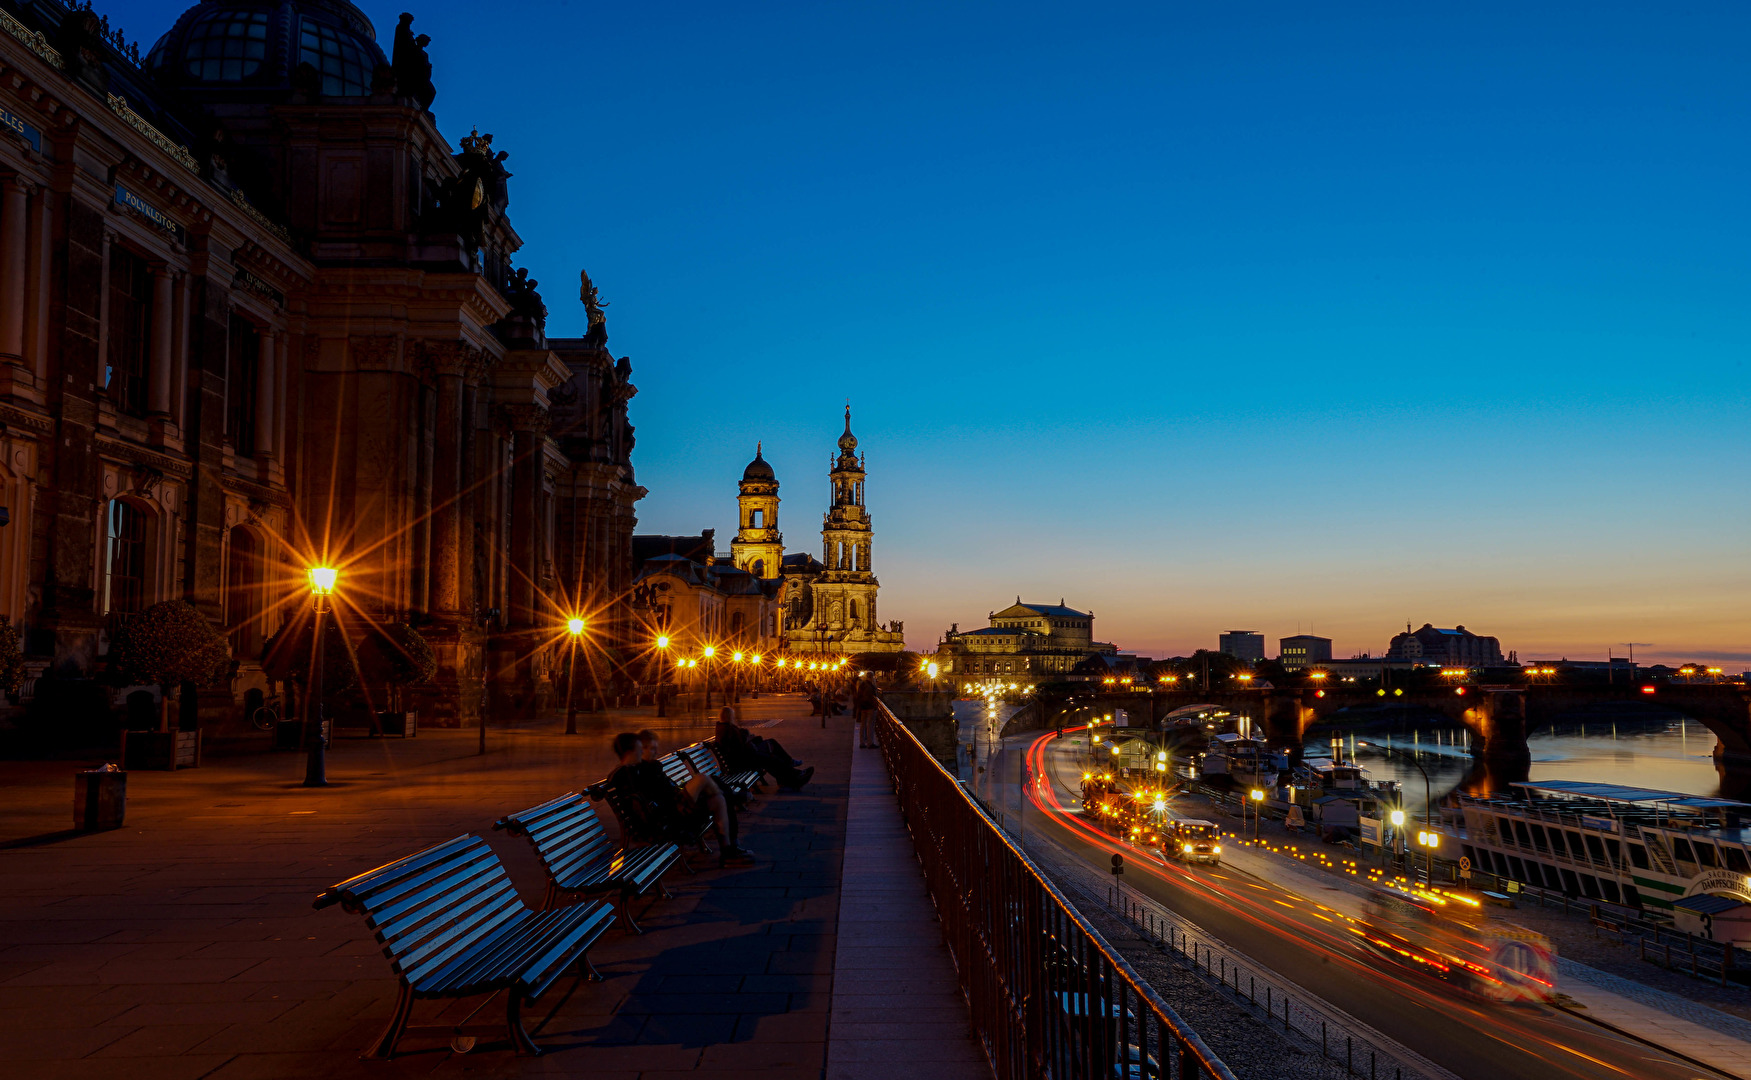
[0,619,24,694]
[109,601,230,689]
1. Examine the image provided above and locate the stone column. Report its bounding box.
[27,185,50,382]
[148,266,174,415]
[503,404,548,628]
[428,358,466,616]
[254,328,276,458]
[0,178,28,363]
[172,272,190,425]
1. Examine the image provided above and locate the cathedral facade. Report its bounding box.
[0,0,642,728]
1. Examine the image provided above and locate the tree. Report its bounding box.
[109,601,230,689]
[1168,649,1249,690]
[261,612,358,699]
[360,622,436,712]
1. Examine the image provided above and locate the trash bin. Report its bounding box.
[74,765,126,830]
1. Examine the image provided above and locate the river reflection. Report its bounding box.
[1303,717,1746,818]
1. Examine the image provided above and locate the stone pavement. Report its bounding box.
[0,694,990,1079]
[826,741,987,1080]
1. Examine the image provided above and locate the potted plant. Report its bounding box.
[108,601,230,769]
[364,622,435,737]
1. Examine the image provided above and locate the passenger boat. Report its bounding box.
[1451,780,1751,916]
[1199,734,1288,789]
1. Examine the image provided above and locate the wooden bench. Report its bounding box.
[588,777,715,869]
[312,834,615,1059]
[686,739,764,800]
[494,792,680,933]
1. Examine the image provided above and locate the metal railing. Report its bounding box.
[875,702,1238,1080]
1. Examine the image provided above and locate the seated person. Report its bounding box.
[607,732,753,865]
[638,728,746,816]
[716,707,814,790]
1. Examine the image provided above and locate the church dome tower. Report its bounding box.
[731,443,783,579]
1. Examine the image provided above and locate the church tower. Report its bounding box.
[780,407,904,654]
[731,444,784,579]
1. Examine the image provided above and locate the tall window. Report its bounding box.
[107,247,153,417]
[226,313,259,455]
[225,527,260,658]
[103,500,148,618]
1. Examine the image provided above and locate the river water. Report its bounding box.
[1310,715,1736,819]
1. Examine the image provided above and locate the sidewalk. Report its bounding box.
[0,695,989,1079]
[827,741,987,1080]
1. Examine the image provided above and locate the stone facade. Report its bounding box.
[1386,623,1504,667]
[0,0,641,729]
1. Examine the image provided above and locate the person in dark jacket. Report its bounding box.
[716,707,813,789]
[607,732,752,865]
[853,676,880,748]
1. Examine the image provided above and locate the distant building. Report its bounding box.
[629,555,782,657]
[1279,635,1333,670]
[1387,624,1503,667]
[933,600,1118,688]
[1219,631,1265,663]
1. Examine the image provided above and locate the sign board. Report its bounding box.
[1110,852,1124,876]
[114,185,186,244]
[1459,856,1471,872]
[1505,880,1520,893]
[0,106,41,152]
[1581,815,1618,833]
[1358,816,1382,848]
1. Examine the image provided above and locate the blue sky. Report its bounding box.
[137,1,1751,661]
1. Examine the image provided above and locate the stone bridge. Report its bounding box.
[1018,684,1751,765]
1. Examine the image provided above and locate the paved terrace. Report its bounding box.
[0,695,987,1080]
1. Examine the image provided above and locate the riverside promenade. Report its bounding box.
[0,694,988,1080]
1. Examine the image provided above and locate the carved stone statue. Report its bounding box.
[392,13,436,110]
[579,270,610,349]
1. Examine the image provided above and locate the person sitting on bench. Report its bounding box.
[715,708,814,790]
[607,732,753,866]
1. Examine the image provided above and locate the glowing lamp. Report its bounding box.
[703,646,715,658]
[308,566,337,595]
[656,635,670,649]
[567,617,585,636]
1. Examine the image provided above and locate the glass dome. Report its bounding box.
[148,1,386,97]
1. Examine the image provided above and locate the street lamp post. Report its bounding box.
[564,617,585,735]
[1250,788,1265,841]
[655,635,671,717]
[732,652,744,704]
[703,646,716,712]
[304,566,337,787]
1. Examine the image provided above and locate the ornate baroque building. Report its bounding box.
[780,409,903,656]
[0,0,642,727]
[933,601,1118,689]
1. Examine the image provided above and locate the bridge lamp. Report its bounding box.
[1157,750,1168,762]
[1250,789,1265,802]
[1455,687,1467,696]
[1389,809,1406,827]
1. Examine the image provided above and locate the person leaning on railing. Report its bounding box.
[716,707,814,790]
[607,731,754,866]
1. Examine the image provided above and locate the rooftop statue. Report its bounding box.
[580,270,610,348]
[392,13,436,111]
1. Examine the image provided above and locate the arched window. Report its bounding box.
[750,508,763,528]
[226,527,261,658]
[103,500,150,621]
[750,559,764,577]
[848,599,859,624]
